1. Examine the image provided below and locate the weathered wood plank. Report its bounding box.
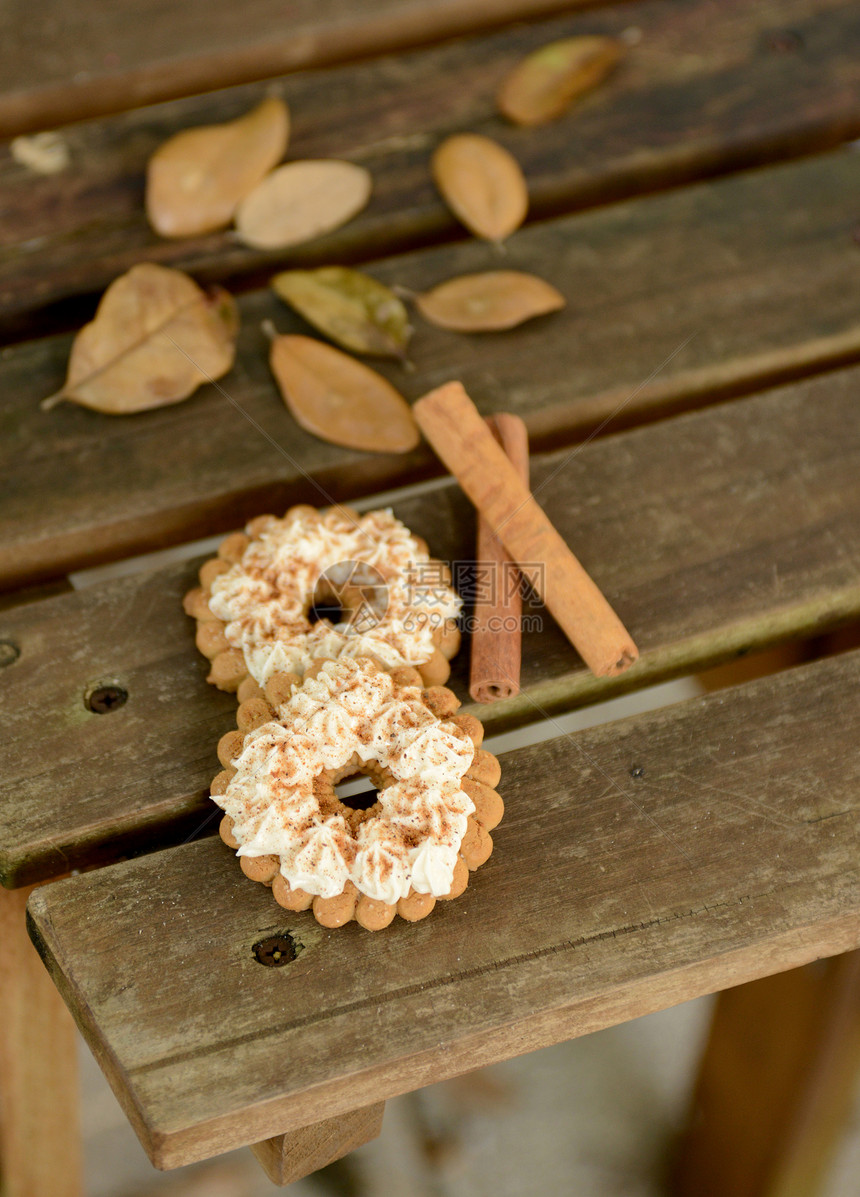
[4,368,860,888]
[3,150,860,590]
[0,884,82,1197]
[0,0,598,139]
[26,649,860,1167]
[3,0,859,335]
[250,1103,385,1186]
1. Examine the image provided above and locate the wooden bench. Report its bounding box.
[2,0,860,1193]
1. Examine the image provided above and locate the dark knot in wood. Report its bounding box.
[0,639,20,667]
[762,29,803,54]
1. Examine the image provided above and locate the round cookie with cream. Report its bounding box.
[184,505,461,694]
[212,657,503,930]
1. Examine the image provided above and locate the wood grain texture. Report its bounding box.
[0,885,82,1197]
[2,0,859,337]
[0,0,598,138]
[26,649,860,1168]
[250,1102,385,1185]
[4,150,860,590]
[4,367,860,888]
[672,952,860,1197]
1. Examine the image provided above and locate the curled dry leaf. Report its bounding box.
[146,97,289,237]
[235,160,372,250]
[270,334,419,453]
[432,133,528,243]
[42,263,239,415]
[272,267,412,358]
[497,36,623,126]
[415,271,565,332]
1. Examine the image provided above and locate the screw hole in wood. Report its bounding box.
[253,933,299,967]
[85,682,129,714]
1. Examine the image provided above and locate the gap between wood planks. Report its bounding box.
[24,646,860,1166]
[6,147,860,594]
[4,0,860,345]
[64,499,703,762]
[7,149,860,354]
[65,505,860,771]
[0,0,624,139]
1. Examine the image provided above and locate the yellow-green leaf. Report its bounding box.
[272,267,412,358]
[497,36,622,127]
[146,97,289,237]
[415,271,565,332]
[270,334,419,454]
[42,264,238,414]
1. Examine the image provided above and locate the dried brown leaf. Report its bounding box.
[415,271,565,332]
[432,134,528,243]
[42,263,239,414]
[497,36,622,127]
[235,160,372,250]
[272,267,411,358]
[270,334,419,453]
[146,97,289,237]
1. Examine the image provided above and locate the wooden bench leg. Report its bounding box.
[250,1101,385,1186]
[0,885,82,1197]
[672,951,860,1197]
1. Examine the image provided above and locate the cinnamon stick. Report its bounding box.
[469,414,529,703]
[414,381,639,678]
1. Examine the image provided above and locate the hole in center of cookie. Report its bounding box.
[335,774,379,812]
[307,594,345,626]
[309,560,390,633]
